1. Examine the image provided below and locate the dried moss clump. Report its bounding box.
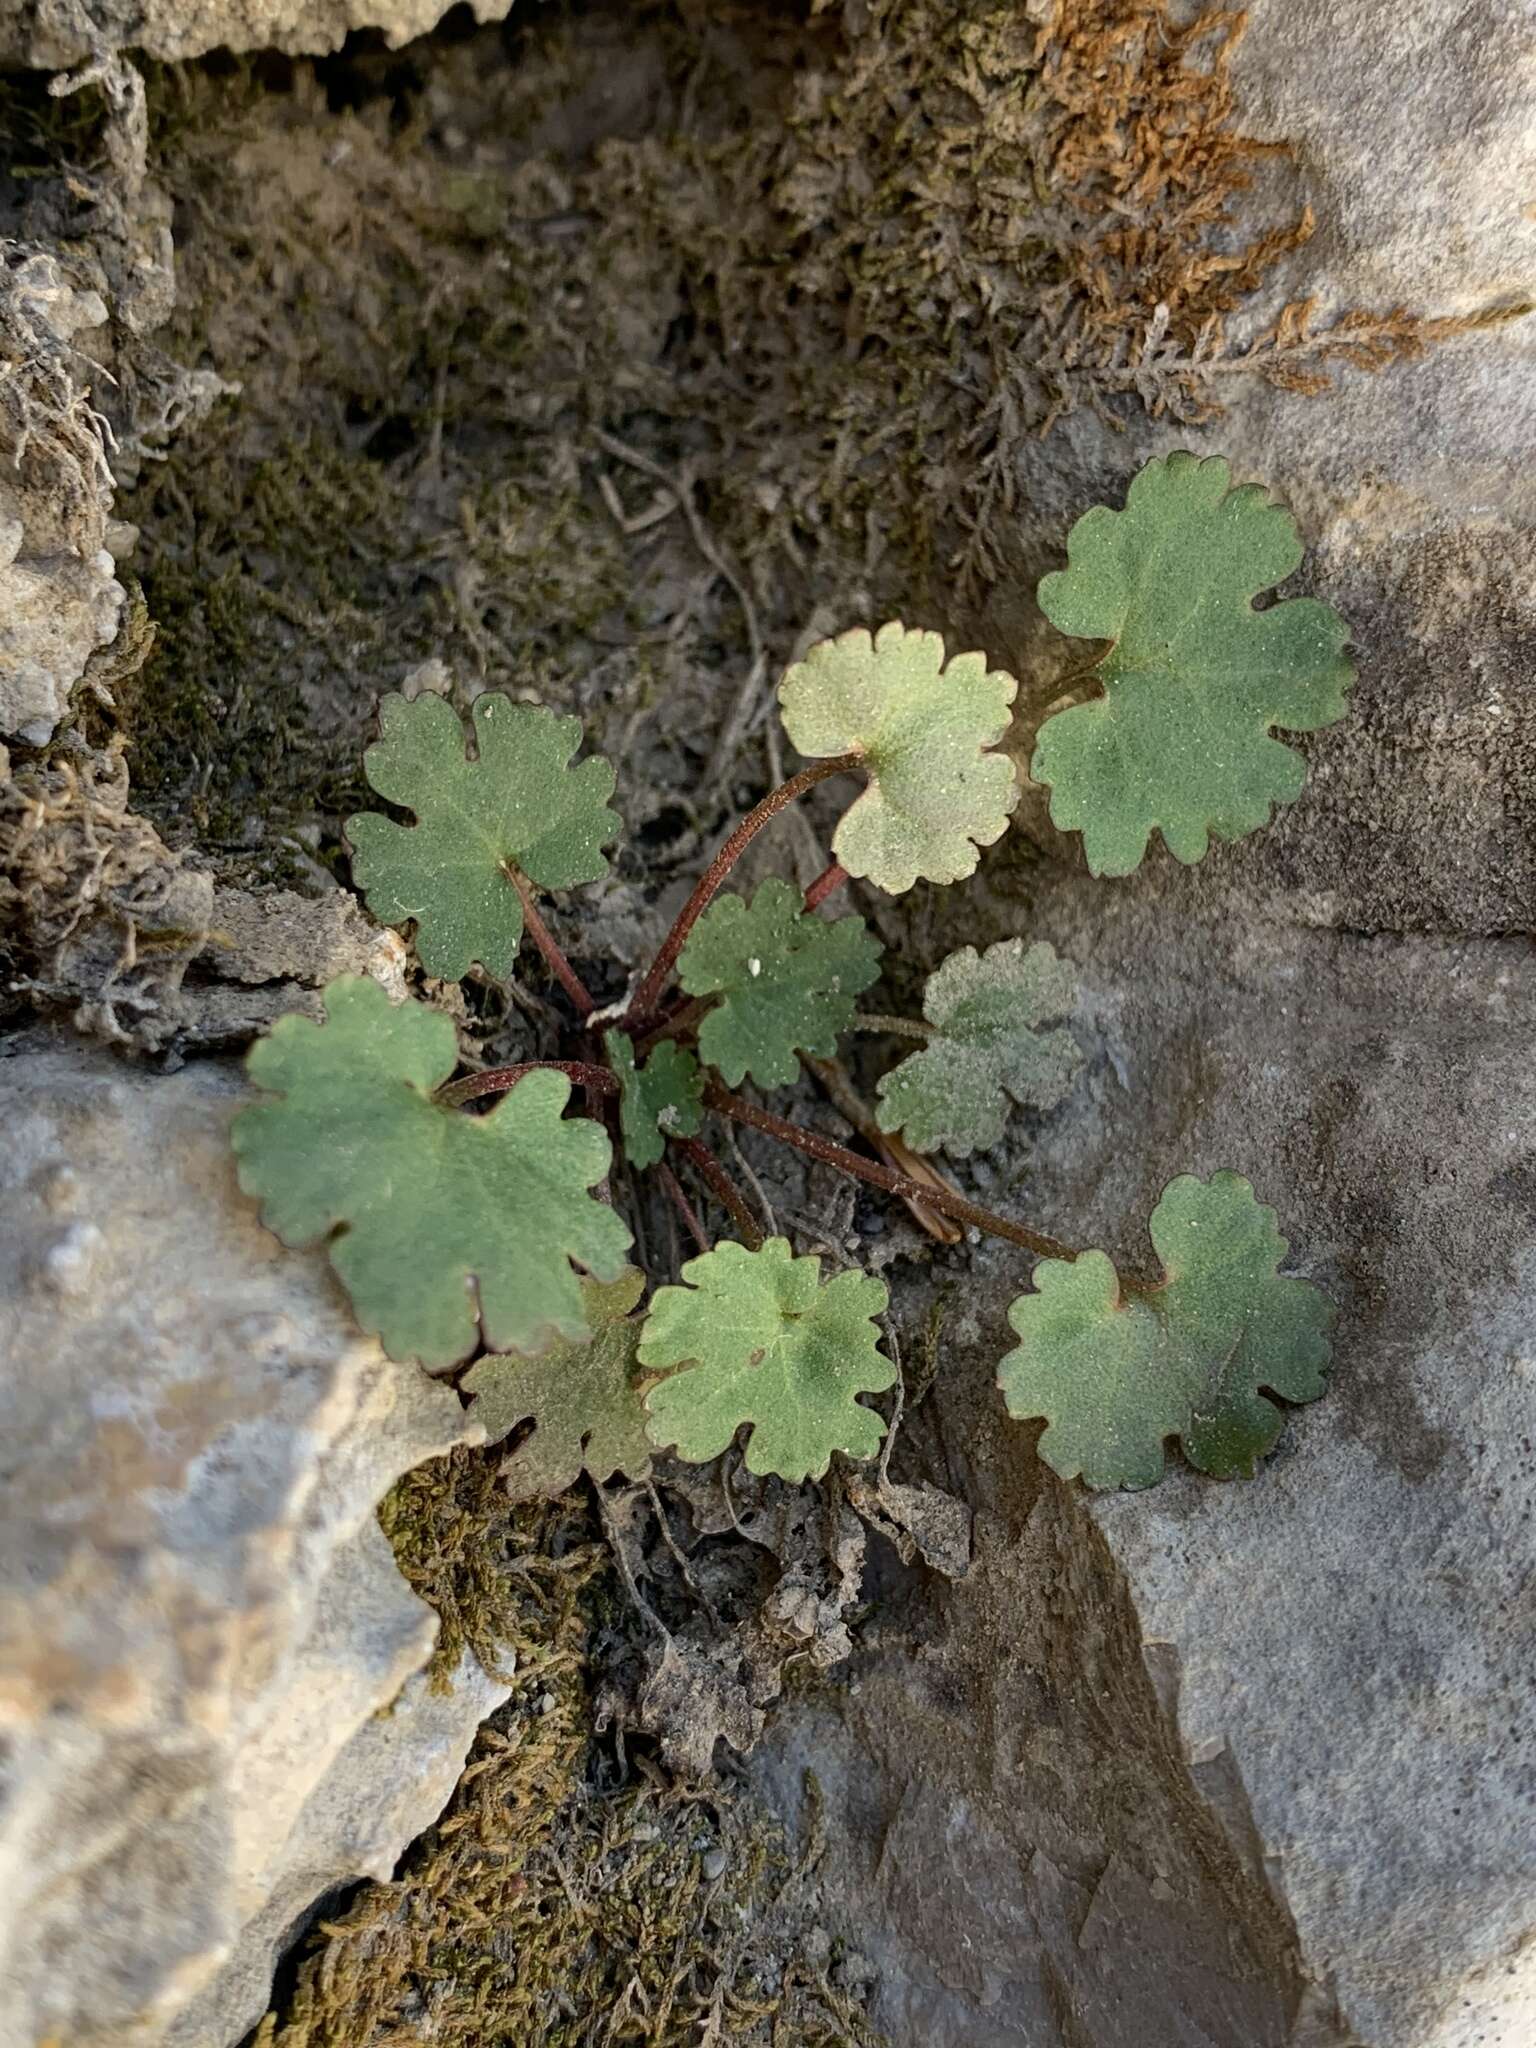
[260,1447,880,2048]
[575,0,1502,598]
[118,1,1510,874]
[0,731,212,1042]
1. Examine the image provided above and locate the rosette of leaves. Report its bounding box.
[231,976,631,1367]
[875,938,1082,1156]
[345,690,619,979]
[639,1238,895,1483]
[605,1031,705,1170]
[230,453,1346,1513]
[1032,452,1354,877]
[677,877,881,1087]
[462,1267,654,1501]
[778,622,1018,892]
[998,1173,1333,1489]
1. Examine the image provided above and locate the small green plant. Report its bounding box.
[233,453,1348,1493]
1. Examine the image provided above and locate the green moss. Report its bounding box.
[121,439,418,852]
[378,1445,595,1692]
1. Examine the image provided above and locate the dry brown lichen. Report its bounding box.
[0,730,212,1042]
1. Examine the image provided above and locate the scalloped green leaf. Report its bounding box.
[345,691,619,981]
[778,621,1018,893]
[677,877,881,1088]
[997,1172,1332,1489]
[875,939,1082,1156]
[605,1030,705,1171]
[462,1266,654,1501]
[639,1238,895,1483]
[231,975,632,1368]
[1031,453,1354,877]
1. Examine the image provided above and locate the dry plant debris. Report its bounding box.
[263,1449,881,2048]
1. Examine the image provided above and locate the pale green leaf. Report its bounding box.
[875,939,1081,1156]
[678,877,881,1088]
[778,621,1018,892]
[605,1030,704,1171]
[345,691,618,981]
[231,975,632,1368]
[462,1266,654,1501]
[1031,453,1354,876]
[997,1172,1333,1489]
[639,1238,895,1483]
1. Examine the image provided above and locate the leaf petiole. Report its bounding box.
[439,1059,620,1109]
[802,860,848,911]
[669,1135,766,1251]
[633,994,713,1057]
[503,864,597,1018]
[702,1082,1081,1264]
[656,1161,711,1255]
[624,754,862,1028]
[851,1012,933,1042]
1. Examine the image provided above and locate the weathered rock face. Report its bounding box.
[0,252,125,744]
[757,880,1536,2048]
[0,49,230,748]
[0,0,512,68]
[990,0,1536,936]
[0,1048,504,2048]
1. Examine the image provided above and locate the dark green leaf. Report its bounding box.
[1032,454,1353,876]
[231,975,632,1367]
[997,1172,1332,1488]
[346,691,618,980]
[605,1030,705,1171]
[678,877,881,1088]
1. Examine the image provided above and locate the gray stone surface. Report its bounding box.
[756,879,1536,2048]
[0,1048,504,2048]
[164,1649,509,2048]
[0,0,513,67]
[1048,883,1536,2048]
[990,0,1536,935]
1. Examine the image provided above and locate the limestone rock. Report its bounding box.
[754,876,1536,2047]
[164,1650,509,2048]
[994,0,1536,934]
[0,0,514,68]
[0,1048,504,2048]
[1073,911,1536,2048]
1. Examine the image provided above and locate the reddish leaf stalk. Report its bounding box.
[656,1162,711,1255]
[439,1060,619,1108]
[634,995,713,1057]
[702,1084,1081,1265]
[624,754,861,1028]
[671,1136,765,1250]
[505,865,596,1018]
[802,861,848,912]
